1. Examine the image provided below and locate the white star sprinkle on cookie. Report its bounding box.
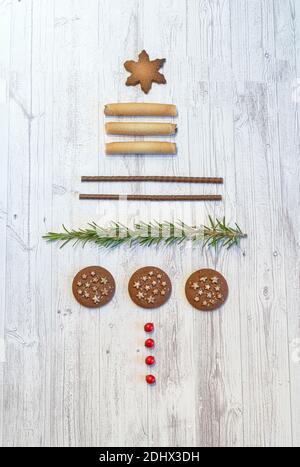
[191,282,199,290]
[92,295,100,304]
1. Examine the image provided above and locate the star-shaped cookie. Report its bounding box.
[124,50,166,94]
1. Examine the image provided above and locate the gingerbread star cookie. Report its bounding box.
[72,266,115,308]
[124,50,166,94]
[128,267,171,309]
[185,269,228,311]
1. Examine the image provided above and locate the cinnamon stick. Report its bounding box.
[79,194,222,201]
[81,176,223,184]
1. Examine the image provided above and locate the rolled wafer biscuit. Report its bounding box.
[105,122,177,136]
[104,103,177,117]
[105,141,177,155]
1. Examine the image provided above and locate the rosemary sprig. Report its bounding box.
[43,217,246,250]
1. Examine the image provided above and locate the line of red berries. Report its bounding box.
[144,322,156,385]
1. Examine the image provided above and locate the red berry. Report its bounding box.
[145,338,155,348]
[146,374,156,385]
[145,355,155,366]
[144,322,154,333]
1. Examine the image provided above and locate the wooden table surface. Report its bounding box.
[1,0,300,448]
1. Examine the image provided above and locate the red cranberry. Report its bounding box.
[146,374,156,385]
[145,338,155,348]
[144,322,154,333]
[145,355,155,366]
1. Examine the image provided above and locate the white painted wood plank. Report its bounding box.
[3,0,55,447]
[0,0,12,448]
[185,0,244,448]
[49,0,107,447]
[4,0,37,446]
[29,0,55,447]
[291,0,300,447]
[229,0,293,446]
[274,0,300,448]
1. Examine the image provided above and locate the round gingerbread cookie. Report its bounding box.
[72,266,115,308]
[185,269,228,311]
[128,266,172,309]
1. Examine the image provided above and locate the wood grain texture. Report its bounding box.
[0,0,12,448]
[0,0,299,447]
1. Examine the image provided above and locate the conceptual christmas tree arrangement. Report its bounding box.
[43,50,247,385]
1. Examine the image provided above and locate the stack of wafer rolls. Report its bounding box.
[104,103,177,155]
